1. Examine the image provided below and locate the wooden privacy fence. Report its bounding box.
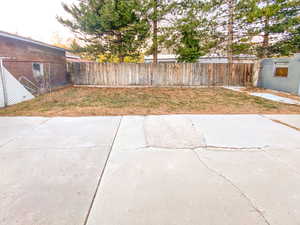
[69,62,254,87]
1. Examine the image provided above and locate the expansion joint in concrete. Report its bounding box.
[259,115,300,132]
[192,150,271,225]
[83,116,123,225]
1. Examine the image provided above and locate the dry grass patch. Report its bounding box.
[1,86,300,116]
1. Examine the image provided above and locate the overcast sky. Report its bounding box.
[0,0,76,44]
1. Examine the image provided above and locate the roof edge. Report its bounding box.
[0,31,67,52]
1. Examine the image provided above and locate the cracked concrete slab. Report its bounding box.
[188,115,300,149]
[113,115,206,151]
[263,115,300,129]
[144,115,206,149]
[86,150,266,225]
[113,115,300,152]
[196,149,300,225]
[114,115,205,150]
[2,115,300,225]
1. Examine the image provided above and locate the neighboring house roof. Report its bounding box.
[67,58,94,63]
[145,54,257,61]
[0,30,67,52]
[66,52,94,63]
[66,51,81,59]
[144,54,177,60]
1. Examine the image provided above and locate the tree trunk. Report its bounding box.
[119,55,125,63]
[152,0,158,64]
[227,0,234,80]
[262,17,270,58]
[117,32,124,63]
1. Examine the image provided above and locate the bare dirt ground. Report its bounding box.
[1,86,300,116]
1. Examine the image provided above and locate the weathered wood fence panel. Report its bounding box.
[69,62,254,86]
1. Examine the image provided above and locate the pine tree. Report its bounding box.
[140,0,176,63]
[227,0,234,66]
[153,0,159,64]
[270,26,300,56]
[57,0,150,62]
[207,0,242,56]
[237,0,300,57]
[166,0,220,62]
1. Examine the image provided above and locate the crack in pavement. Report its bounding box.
[140,115,267,152]
[204,145,269,151]
[192,150,271,225]
[115,145,268,152]
[143,115,207,149]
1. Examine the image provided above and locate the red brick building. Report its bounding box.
[0,31,68,91]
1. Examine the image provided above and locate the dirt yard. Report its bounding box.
[1,87,300,116]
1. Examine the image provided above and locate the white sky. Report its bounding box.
[0,0,76,44]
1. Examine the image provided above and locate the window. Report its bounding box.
[274,62,288,77]
[32,63,44,78]
[33,63,41,71]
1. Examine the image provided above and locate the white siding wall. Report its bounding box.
[0,66,34,107]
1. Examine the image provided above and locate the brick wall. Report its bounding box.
[0,36,67,88]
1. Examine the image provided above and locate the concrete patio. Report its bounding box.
[1,115,300,225]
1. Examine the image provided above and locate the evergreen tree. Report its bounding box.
[208,0,249,55]
[206,0,300,58]
[237,0,300,57]
[270,26,300,56]
[167,0,220,62]
[140,0,176,63]
[175,21,207,62]
[57,0,150,62]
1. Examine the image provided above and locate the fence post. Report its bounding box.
[150,63,154,86]
[252,60,261,87]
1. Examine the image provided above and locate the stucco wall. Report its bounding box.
[258,54,300,95]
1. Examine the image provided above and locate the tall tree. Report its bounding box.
[57,0,149,62]
[227,0,234,66]
[270,26,300,56]
[165,0,220,62]
[153,0,159,64]
[210,0,237,75]
[207,0,242,75]
[237,0,300,58]
[141,0,175,63]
